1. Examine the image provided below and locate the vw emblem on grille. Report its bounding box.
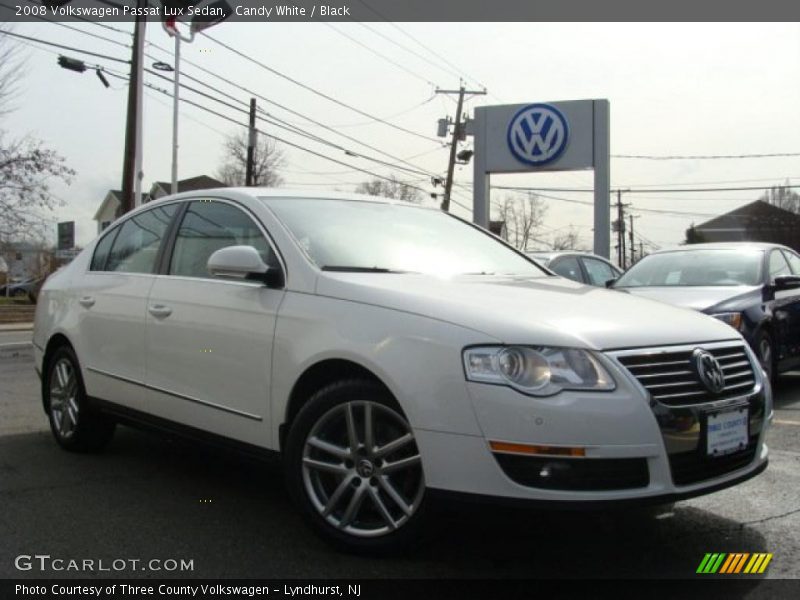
[692,349,726,394]
[507,103,569,166]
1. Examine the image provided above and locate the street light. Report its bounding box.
[160,1,232,195]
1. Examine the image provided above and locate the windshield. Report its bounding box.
[615,249,763,287]
[262,198,548,277]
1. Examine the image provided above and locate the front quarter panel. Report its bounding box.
[270,292,494,448]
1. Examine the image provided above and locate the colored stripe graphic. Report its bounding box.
[699,553,727,574]
[697,554,713,573]
[719,554,736,573]
[698,553,773,574]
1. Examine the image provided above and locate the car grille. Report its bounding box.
[616,343,757,406]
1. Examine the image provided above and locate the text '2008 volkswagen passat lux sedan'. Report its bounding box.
[33,190,771,553]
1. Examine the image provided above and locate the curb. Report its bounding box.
[0,323,34,332]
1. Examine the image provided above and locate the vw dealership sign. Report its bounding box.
[506,103,569,166]
[472,99,610,257]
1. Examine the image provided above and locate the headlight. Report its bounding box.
[710,312,743,331]
[463,346,616,396]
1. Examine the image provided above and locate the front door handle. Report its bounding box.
[78,296,95,308]
[148,304,173,318]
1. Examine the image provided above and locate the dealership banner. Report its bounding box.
[5,579,800,599]
[2,0,800,23]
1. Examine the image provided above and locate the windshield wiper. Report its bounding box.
[321,266,407,273]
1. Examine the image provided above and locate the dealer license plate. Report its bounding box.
[706,407,749,456]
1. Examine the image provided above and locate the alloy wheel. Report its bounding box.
[301,400,424,538]
[49,358,80,440]
[759,337,773,380]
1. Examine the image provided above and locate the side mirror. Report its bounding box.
[605,278,618,288]
[207,245,284,288]
[773,275,800,291]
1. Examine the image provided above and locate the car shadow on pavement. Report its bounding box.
[771,371,800,411]
[0,425,771,582]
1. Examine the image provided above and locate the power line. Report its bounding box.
[142,66,437,180]
[354,0,489,92]
[141,44,445,179]
[12,29,440,194]
[616,176,800,188]
[0,29,129,64]
[201,31,442,145]
[322,22,438,87]
[613,152,800,160]
[105,71,436,200]
[492,183,800,194]
[351,21,466,85]
[11,4,131,50]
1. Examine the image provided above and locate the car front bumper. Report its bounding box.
[413,344,771,505]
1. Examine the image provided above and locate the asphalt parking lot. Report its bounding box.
[1,331,798,581]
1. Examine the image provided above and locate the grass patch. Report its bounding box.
[0,296,33,306]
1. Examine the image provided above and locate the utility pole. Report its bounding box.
[245,98,257,186]
[616,190,624,268]
[436,85,486,212]
[629,214,637,266]
[614,189,630,268]
[171,33,181,195]
[120,3,146,216]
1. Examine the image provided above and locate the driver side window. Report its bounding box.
[169,200,276,279]
[769,250,791,282]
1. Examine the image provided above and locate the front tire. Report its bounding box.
[44,345,116,452]
[756,331,776,384]
[285,380,428,554]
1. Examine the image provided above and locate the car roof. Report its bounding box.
[142,187,427,208]
[648,242,790,254]
[526,250,611,260]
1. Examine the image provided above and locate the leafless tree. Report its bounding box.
[550,226,586,251]
[759,182,800,214]
[0,26,24,117]
[216,130,286,187]
[355,176,422,203]
[494,192,548,251]
[0,33,73,245]
[0,134,74,243]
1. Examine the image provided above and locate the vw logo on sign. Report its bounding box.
[692,349,726,394]
[507,103,569,166]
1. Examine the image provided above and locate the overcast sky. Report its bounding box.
[3,21,800,255]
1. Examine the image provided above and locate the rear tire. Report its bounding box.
[284,380,428,555]
[44,345,116,452]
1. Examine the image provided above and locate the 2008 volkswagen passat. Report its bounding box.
[34,190,771,553]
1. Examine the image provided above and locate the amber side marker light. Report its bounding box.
[489,441,586,457]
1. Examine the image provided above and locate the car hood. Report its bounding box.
[315,273,740,350]
[616,286,761,312]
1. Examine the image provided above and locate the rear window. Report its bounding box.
[104,205,177,274]
[90,229,117,271]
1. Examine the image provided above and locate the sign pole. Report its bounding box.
[593,100,611,258]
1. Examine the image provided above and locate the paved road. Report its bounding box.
[1,330,798,580]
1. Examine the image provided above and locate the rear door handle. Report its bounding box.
[148,304,173,318]
[78,296,95,308]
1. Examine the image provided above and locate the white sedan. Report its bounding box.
[33,189,771,553]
